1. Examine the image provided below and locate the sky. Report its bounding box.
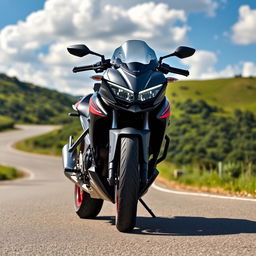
[0,0,255,95]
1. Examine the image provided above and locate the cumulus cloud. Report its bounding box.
[101,0,218,17]
[231,5,256,45]
[181,50,242,79]
[242,62,256,77]
[181,50,256,80]
[0,0,194,94]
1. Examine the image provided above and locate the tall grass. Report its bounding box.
[158,161,256,197]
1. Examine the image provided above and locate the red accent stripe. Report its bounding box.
[160,104,170,119]
[89,105,105,116]
[75,99,83,109]
[89,98,106,117]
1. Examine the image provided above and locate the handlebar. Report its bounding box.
[158,63,189,77]
[73,65,95,73]
[72,59,111,73]
[72,60,189,76]
[168,66,189,77]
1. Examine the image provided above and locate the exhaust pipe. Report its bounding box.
[62,144,90,194]
[62,143,114,202]
[62,143,77,173]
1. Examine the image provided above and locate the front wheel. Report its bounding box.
[74,184,103,219]
[116,136,140,232]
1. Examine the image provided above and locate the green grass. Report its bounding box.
[0,115,15,131]
[15,120,82,156]
[167,77,256,115]
[158,161,256,197]
[0,165,22,180]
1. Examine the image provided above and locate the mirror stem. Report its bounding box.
[90,51,105,61]
[159,53,175,64]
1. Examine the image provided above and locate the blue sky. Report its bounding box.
[0,0,255,94]
[187,0,256,69]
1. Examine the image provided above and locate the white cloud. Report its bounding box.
[181,50,218,79]
[231,5,256,45]
[101,0,218,17]
[181,50,242,79]
[242,62,256,77]
[0,0,194,94]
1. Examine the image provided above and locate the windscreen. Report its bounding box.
[112,40,157,65]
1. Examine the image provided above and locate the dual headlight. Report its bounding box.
[108,82,163,103]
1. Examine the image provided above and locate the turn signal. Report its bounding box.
[167,77,178,83]
[90,75,103,81]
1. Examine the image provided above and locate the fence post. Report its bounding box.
[218,161,222,177]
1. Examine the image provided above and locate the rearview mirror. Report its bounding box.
[67,44,91,57]
[159,46,195,63]
[174,46,195,59]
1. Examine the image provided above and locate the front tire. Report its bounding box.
[116,136,140,232]
[74,184,103,219]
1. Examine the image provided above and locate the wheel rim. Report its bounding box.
[75,184,84,207]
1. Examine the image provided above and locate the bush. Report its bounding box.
[0,165,20,180]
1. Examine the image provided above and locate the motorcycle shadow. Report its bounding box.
[97,216,256,236]
[132,216,256,236]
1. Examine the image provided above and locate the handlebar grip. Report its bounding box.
[73,65,94,73]
[168,66,189,77]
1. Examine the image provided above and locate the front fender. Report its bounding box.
[108,128,150,186]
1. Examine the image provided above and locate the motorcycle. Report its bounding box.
[62,40,195,232]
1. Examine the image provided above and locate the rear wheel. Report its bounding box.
[74,184,103,218]
[116,136,140,232]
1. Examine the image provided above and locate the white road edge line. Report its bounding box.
[152,183,256,202]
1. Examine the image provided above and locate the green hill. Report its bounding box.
[0,73,76,124]
[167,77,256,114]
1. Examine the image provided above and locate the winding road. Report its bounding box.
[0,125,256,255]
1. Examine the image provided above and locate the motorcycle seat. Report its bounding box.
[74,94,93,117]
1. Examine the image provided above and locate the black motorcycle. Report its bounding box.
[62,40,195,232]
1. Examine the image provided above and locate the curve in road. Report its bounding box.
[0,125,256,255]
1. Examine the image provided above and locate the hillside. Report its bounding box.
[167,77,256,114]
[0,74,76,124]
[16,76,256,159]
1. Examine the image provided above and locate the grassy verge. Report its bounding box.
[15,120,81,156]
[0,115,15,131]
[0,165,23,181]
[158,161,256,197]
[16,129,63,156]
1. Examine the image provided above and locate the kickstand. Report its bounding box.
[139,198,156,218]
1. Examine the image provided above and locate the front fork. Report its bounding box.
[107,110,150,187]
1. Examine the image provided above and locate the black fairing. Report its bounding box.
[76,94,92,117]
[119,60,158,76]
[100,66,167,112]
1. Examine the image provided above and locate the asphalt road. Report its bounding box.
[0,125,256,256]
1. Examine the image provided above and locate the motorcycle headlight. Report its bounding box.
[138,84,163,102]
[108,82,134,102]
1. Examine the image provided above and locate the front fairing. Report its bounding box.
[99,67,167,112]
